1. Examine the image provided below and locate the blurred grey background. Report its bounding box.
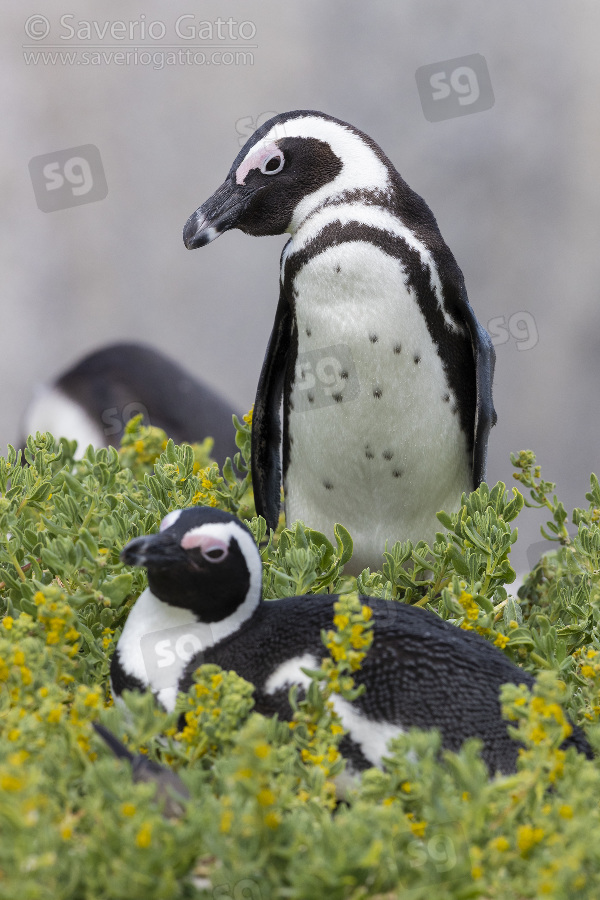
[2,1,599,574]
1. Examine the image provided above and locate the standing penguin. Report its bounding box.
[183,111,496,572]
[111,507,591,775]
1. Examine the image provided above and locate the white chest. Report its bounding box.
[284,240,471,573]
[114,588,214,711]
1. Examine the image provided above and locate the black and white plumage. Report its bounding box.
[183,111,496,573]
[20,342,239,466]
[110,507,590,775]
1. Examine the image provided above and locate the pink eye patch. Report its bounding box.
[181,532,229,557]
[236,141,280,185]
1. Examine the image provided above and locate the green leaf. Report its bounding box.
[101,573,134,607]
[333,523,353,566]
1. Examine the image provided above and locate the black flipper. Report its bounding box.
[458,283,497,488]
[92,722,190,817]
[251,289,292,531]
[92,721,134,761]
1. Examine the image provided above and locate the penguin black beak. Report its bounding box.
[121,533,183,569]
[183,179,254,249]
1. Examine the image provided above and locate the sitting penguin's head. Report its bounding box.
[121,507,262,623]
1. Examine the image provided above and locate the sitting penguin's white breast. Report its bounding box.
[285,239,471,572]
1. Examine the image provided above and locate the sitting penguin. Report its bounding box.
[110,507,591,775]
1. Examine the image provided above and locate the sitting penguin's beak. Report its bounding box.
[183,178,253,249]
[121,533,183,570]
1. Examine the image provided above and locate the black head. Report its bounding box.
[183,110,395,248]
[121,507,262,623]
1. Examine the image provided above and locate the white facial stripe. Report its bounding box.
[265,654,402,766]
[160,509,182,532]
[180,532,228,553]
[236,141,280,184]
[288,203,463,333]
[239,115,391,230]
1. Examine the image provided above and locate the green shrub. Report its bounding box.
[1,419,600,898]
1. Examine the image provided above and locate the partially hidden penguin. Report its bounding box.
[183,111,496,573]
[20,342,239,466]
[110,507,592,775]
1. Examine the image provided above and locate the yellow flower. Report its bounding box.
[330,723,344,736]
[60,825,72,840]
[257,788,275,807]
[220,810,233,833]
[559,804,573,819]
[517,824,544,854]
[13,650,25,665]
[333,614,349,630]
[530,725,547,744]
[0,773,24,791]
[531,696,546,713]
[254,743,271,760]
[264,812,280,829]
[135,823,152,848]
[7,729,20,742]
[410,820,427,838]
[361,605,373,621]
[401,782,411,793]
[121,803,136,817]
[494,633,509,649]
[8,751,28,766]
[491,836,510,852]
[47,708,62,724]
[329,644,347,662]
[2,616,14,630]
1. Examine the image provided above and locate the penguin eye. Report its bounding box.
[260,151,284,175]
[200,544,228,563]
